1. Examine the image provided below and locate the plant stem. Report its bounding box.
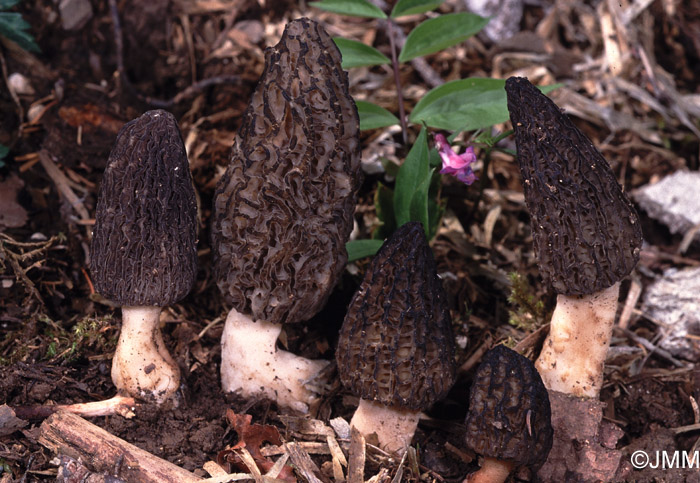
[467,130,513,222]
[387,19,408,146]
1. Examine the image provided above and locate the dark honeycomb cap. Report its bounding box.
[212,17,361,325]
[506,76,642,295]
[336,222,456,411]
[465,345,553,471]
[90,110,198,307]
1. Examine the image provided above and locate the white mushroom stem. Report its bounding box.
[464,457,515,483]
[535,282,620,398]
[111,306,180,404]
[220,307,330,413]
[349,398,421,456]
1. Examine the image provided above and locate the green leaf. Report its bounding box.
[0,0,21,9]
[346,239,384,262]
[373,182,396,240]
[394,127,430,231]
[408,167,433,234]
[310,0,387,18]
[0,11,39,52]
[390,0,443,18]
[427,196,445,240]
[0,143,8,169]
[356,100,400,130]
[334,37,390,68]
[410,78,560,131]
[398,13,487,62]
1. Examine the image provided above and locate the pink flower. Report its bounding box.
[434,133,477,185]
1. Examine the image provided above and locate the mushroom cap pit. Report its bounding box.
[90,109,198,307]
[505,76,642,296]
[336,222,456,411]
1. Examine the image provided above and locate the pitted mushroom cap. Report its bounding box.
[336,222,456,411]
[90,110,198,307]
[505,76,642,296]
[212,17,361,325]
[465,345,553,471]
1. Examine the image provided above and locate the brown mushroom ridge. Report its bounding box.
[90,109,197,306]
[212,17,361,325]
[505,77,642,296]
[465,345,553,471]
[336,222,456,411]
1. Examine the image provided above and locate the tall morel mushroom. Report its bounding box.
[212,18,361,412]
[464,345,553,483]
[91,110,197,404]
[336,222,456,455]
[505,76,642,399]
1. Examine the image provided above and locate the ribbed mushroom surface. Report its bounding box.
[90,110,197,307]
[212,17,361,325]
[505,76,642,296]
[336,222,456,411]
[465,345,553,471]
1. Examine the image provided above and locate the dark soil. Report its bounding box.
[1,0,700,482]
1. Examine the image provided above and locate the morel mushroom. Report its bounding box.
[91,110,197,404]
[212,18,361,412]
[336,222,456,455]
[505,77,642,398]
[464,345,553,483]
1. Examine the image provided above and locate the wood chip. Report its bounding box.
[347,426,365,483]
[284,442,326,483]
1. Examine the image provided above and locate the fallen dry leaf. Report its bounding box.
[217,409,296,481]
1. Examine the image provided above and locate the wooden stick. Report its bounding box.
[13,395,137,421]
[39,411,201,482]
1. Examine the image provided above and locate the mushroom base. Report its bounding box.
[111,306,180,404]
[350,398,421,455]
[220,308,329,413]
[535,282,620,398]
[464,457,514,483]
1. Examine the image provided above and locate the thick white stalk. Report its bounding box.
[111,306,180,404]
[220,307,329,413]
[464,457,514,483]
[350,398,420,455]
[535,282,620,398]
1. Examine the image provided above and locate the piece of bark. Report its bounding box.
[39,411,201,482]
[536,391,631,482]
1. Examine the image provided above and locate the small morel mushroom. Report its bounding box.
[212,18,361,412]
[91,110,197,404]
[336,222,456,455]
[505,76,643,398]
[464,345,553,483]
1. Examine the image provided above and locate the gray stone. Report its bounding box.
[59,0,93,31]
[641,266,700,361]
[633,171,700,243]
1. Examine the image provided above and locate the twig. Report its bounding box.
[38,150,92,235]
[39,411,202,482]
[13,395,137,421]
[616,327,689,368]
[108,0,242,108]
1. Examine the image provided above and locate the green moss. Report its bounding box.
[507,272,546,331]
